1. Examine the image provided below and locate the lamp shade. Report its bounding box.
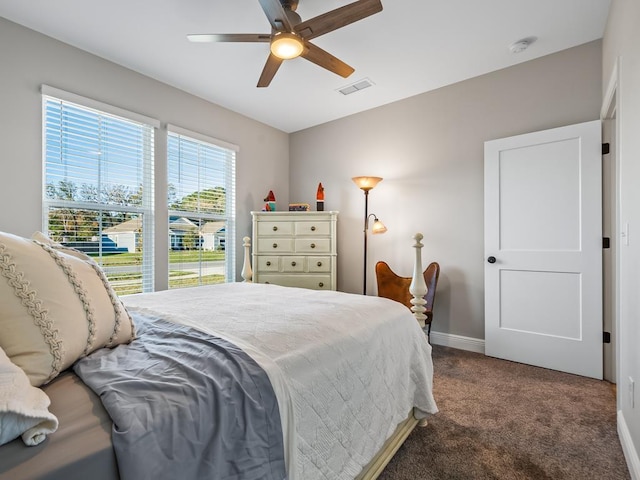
[270,32,304,60]
[371,219,387,234]
[352,176,383,191]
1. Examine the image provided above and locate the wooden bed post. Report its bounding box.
[409,233,428,327]
[241,236,252,282]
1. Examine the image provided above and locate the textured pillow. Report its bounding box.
[0,231,135,386]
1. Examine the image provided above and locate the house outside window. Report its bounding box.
[42,86,157,295]
[167,125,237,289]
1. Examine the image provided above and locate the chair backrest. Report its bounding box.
[375,261,440,324]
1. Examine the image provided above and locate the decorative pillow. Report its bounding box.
[0,231,135,386]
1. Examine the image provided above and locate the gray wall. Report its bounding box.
[290,40,602,341]
[0,17,289,286]
[603,0,640,471]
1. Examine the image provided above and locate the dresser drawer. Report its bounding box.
[308,256,331,273]
[294,238,330,253]
[260,274,332,290]
[257,238,294,253]
[257,256,279,272]
[257,221,294,236]
[295,221,331,236]
[282,256,305,272]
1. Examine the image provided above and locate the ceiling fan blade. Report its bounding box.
[258,0,294,32]
[257,54,285,87]
[294,0,383,40]
[187,34,271,43]
[301,42,355,78]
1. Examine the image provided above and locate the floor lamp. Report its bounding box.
[352,176,387,295]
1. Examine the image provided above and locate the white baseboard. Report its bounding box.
[429,331,485,354]
[618,410,640,480]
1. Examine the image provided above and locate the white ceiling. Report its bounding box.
[0,0,611,133]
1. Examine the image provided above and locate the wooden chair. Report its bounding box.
[375,261,440,338]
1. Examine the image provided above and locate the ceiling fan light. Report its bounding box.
[270,32,304,60]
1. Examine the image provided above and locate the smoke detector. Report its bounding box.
[509,37,537,54]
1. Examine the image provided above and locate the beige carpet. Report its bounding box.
[379,345,630,480]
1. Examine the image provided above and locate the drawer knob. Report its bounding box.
[273,226,278,231]
[311,226,316,231]
[310,243,316,249]
[266,261,271,266]
[273,243,278,249]
[319,282,324,288]
[317,261,322,267]
[291,261,297,267]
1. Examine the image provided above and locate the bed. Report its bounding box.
[0,231,437,480]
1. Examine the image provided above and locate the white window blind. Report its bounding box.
[42,89,155,295]
[167,125,237,289]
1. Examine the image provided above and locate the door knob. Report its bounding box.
[487,256,497,264]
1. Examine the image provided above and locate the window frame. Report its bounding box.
[166,124,238,288]
[41,85,159,294]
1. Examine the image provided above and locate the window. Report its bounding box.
[167,125,237,289]
[42,86,157,295]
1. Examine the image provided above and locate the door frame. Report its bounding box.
[601,59,621,388]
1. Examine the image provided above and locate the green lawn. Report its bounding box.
[169,274,225,289]
[100,250,226,295]
[108,272,225,295]
[97,250,225,266]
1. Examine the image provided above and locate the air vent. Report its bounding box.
[337,78,374,95]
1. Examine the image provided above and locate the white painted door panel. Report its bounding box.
[484,120,602,379]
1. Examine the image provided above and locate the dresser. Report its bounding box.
[251,211,338,290]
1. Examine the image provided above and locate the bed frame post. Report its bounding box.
[409,233,428,327]
[241,236,253,282]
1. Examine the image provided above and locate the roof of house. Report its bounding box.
[104,218,141,233]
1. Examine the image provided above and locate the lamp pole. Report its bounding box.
[363,189,369,295]
[352,176,384,296]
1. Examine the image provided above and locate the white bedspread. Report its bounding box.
[123,283,438,480]
[0,347,58,447]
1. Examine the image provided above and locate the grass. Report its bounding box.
[109,272,225,296]
[97,249,227,296]
[96,250,225,266]
[108,270,193,282]
[169,274,225,289]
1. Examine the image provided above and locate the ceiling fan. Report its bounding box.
[187,0,383,87]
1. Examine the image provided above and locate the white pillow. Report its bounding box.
[0,231,135,386]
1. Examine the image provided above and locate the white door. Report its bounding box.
[484,120,602,379]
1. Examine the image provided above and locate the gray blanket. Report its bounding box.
[73,313,286,480]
